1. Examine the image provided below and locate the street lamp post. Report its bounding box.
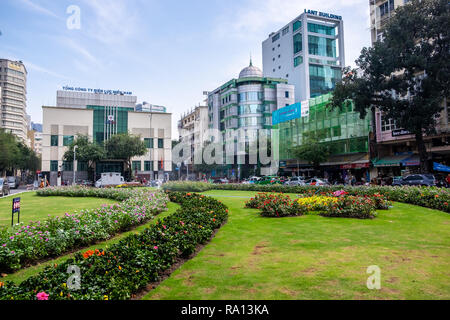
[149,114,153,181]
[73,145,78,186]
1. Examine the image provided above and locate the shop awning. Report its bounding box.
[372,155,409,167]
[401,155,420,167]
[321,153,370,167]
[434,162,450,173]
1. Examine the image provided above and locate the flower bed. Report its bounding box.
[0,192,228,300]
[163,182,449,213]
[0,187,168,273]
[297,195,339,212]
[322,196,377,219]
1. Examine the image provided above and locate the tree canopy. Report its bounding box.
[0,130,40,175]
[329,0,449,172]
[292,132,330,170]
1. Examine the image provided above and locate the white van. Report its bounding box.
[95,173,125,188]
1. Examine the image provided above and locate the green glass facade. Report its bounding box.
[275,94,371,161]
[88,106,131,144]
[309,64,342,98]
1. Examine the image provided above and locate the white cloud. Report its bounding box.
[24,61,70,80]
[214,0,371,68]
[81,0,141,45]
[17,0,61,19]
[61,38,100,65]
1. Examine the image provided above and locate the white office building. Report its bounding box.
[262,10,345,103]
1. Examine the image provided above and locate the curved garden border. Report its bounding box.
[0,191,228,300]
[0,187,168,273]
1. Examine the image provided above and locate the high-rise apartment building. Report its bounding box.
[262,10,345,103]
[0,59,28,142]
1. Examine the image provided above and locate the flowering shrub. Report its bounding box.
[163,182,449,213]
[245,193,303,217]
[245,193,283,209]
[296,195,339,212]
[370,193,392,210]
[322,196,377,219]
[0,187,168,273]
[0,192,228,300]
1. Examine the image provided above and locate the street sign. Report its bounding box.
[12,197,21,226]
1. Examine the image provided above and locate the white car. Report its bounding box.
[95,173,125,188]
[304,178,330,186]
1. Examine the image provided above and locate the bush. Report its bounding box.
[163,182,449,213]
[0,187,168,273]
[296,195,339,212]
[322,196,377,219]
[0,192,228,300]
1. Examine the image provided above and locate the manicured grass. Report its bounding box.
[0,192,117,227]
[144,190,450,300]
[3,202,180,284]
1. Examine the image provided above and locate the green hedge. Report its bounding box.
[0,192,228,300]
[163,182,450,213]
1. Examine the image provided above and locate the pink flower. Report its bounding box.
[153,246,158,250]
[36,292,49,300]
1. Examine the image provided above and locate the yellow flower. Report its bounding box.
[62,283,67,288]
[104,295,109,300]
[118,266,122,270]
[60,291,63,297]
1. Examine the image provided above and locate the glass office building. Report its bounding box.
[274,93,372,180]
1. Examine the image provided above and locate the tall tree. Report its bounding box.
[292,132,330,171]
[104,133,147,179]
[63,135,106,180]
[330,0,449,173]
[0,130,20,174]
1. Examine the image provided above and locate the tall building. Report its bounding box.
[42,88,172,185]
[369,0,450,177]
[0,59,28,142]
[207,61,295,178]
[262,10,345,103]
[135,102,167,113]
[178,105,209,178]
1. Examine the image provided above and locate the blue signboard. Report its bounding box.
[272,103,302,125]
[434,162,450,173]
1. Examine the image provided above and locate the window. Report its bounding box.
[307,23,336,36]
[144,138,154,149]
[308,35,336,58]
[381,117,398,132]
[144,161,153,171]
[132,161,141,171]
[293,33,302,54]
[63,135,74,146]
[77,161,88,171]
[50,160,58,172]
[294,56,303,67]
[51,135,58,146]
[309,64,342,97]
[293,20,301,32]
[282,26,289,36]
[158,138,164,149]
[63,161,73,171]
[285,91,289,98]
[379,0,394,17]
[272,33,280,42]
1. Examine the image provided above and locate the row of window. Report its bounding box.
[50,135,165,149]
[132,161,164,171]
[379,0,395,17]
[238,92,263,102]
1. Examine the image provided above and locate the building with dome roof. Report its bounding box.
[203,61,294,178]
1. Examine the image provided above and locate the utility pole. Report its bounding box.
[73,145,78,185]
[149,113,153,181]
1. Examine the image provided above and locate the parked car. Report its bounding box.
[0,178,11,197]
[284,177,306,186]
[7,176,19,189]
[255,176,281,185]
[95,173,125,188]
[392,174,436,187]
[304,178,330,186]
[242,177,261,184]
[213,178,229,184]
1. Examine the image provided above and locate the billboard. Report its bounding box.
[272,101,310,125]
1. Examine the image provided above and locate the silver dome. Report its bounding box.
[239,60,263,79]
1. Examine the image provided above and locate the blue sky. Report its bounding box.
[0,0,371,136]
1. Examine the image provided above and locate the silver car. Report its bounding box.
[284,177,306,186]
[0,178,11,197]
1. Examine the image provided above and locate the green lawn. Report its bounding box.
[0,192,117,227]
[144,190,450,300]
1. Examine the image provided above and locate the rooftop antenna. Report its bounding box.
[249,53,253,67]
